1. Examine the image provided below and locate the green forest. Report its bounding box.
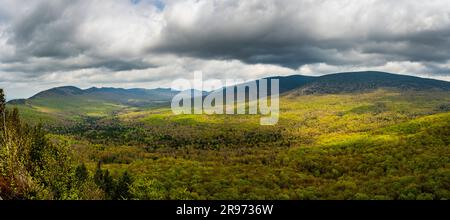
[1,87,449,200]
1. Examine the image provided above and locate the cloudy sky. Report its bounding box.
[1,0,450,99]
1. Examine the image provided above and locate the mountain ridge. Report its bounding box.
[29,86,176,99]
[7,71,450,106]
[5,71,450,125]
[293,71,450,95]
[232,71,450,96]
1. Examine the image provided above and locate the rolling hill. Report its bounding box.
[6,86,180,123]
[29,86,180,107]
[6,71,450,124]
[232,71,450,96]
[293,71,450,95]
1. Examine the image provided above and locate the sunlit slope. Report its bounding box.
[40,88,450,199]
[118,89,450,143]
[76,110,450,199]
[7,71,450,125]
[8,95,128,124]
[7,86,178,124]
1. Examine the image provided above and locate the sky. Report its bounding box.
[1,0,450,99]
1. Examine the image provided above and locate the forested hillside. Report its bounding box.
[0,89,132,199]
[3,85,450,200]
[2,72,450,200]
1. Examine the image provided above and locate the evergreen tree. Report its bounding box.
[0,89,5,115]
[114,171,132,200]
[28,125,48,172]
[94,161,103,186]
[10,108,20,129]
[75,163,89,183]
[0,89,6,137]
[93,161,115,199]
[102,169,114,198]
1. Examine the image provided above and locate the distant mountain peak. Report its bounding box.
[14,85,182,109]
[30,86,84,99]
[294,71,450,95]
[50,86,83,92]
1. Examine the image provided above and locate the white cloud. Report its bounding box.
[0,0,450,99]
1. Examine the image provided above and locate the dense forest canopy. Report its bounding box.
[2,80,450,200]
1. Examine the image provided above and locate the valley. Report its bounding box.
[2,71,450,199]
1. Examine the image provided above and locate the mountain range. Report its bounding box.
[6,71,450,123]
[10,71,450,104]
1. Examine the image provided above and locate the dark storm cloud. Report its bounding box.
[361,28,450,63]
[8,1,83,60]
[424,62,450,75]
[150,0,450,72]
[3,0,450,73]
[1,0,450,99]
[1,58,155,74]
[0,0,160,75]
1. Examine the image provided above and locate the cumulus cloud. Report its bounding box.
[155,0,450,66]
[0,0,450,99]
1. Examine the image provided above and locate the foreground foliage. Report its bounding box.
[0,89,131,199]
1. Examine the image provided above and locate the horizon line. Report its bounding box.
[4,70,450,101]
